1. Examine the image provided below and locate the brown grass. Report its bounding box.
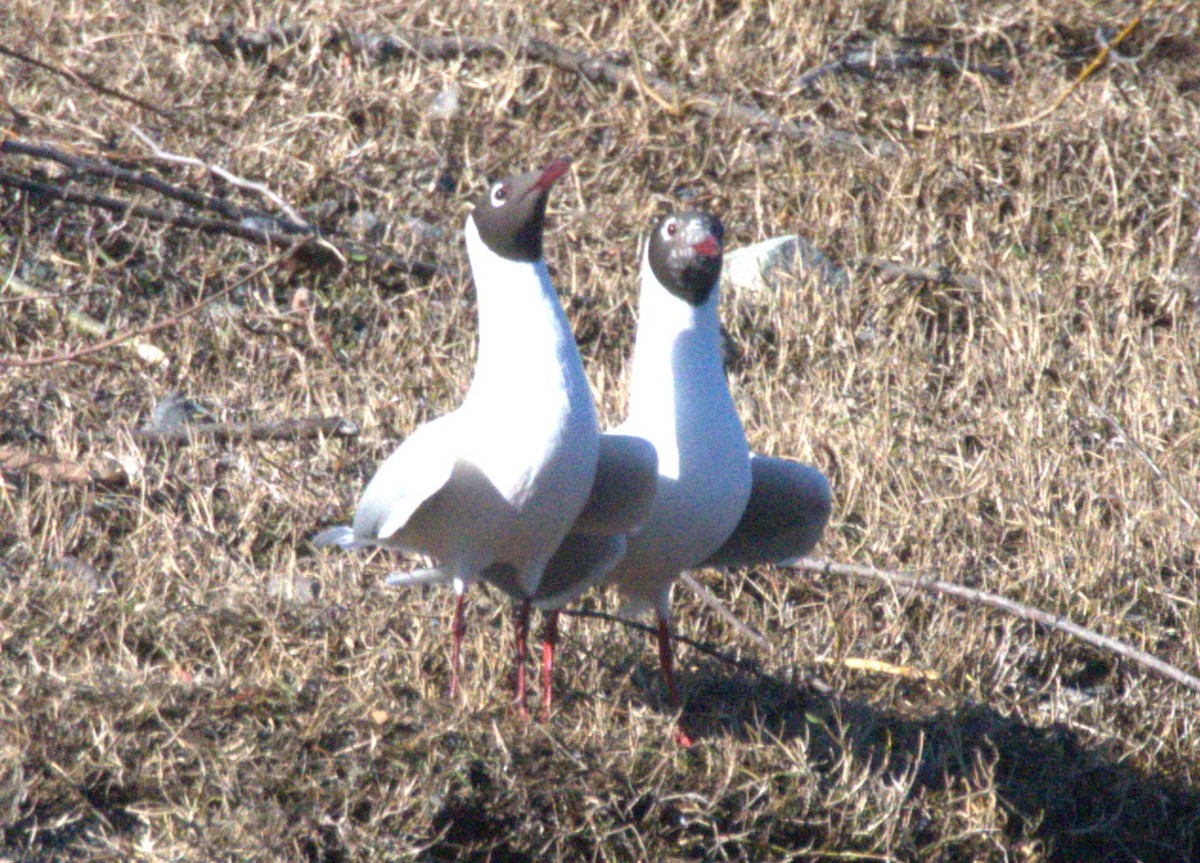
[3,1,1200,860]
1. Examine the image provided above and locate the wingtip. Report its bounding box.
[311,526,365,550]
[384,567,453,588]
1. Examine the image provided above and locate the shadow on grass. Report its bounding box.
[676,663,1200,863]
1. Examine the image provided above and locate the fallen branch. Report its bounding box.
[0,169,437,279]
[796,42,1012,91]
[851,256,982,291]
[0,42,184,127]
[131,415,359,444]
[2,270,167,366]
[1,138,308,235]
[324,30,897,157]
[129,125,309,229]
[795,558,1200,696]
[680,573,768,649]
[0,446,126,486]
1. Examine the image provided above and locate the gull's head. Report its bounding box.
[469,158,571,263]
[647,210,725,306]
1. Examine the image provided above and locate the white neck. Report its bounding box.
[624,243,744,476]
[462,214,594,418]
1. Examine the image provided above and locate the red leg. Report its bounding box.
[540,610,560,719]
[513,599,531,719]
[448,592,467,699]
[657,613,693,747]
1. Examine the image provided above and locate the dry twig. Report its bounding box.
[1,138,307,233]
[796,42,1012,90]
[680,573,769,649]
[979,0,1160,136]
[795,558,1200,695]
[0,42,185,126]
[0,168,436,278]
[1085,399,1200,529]
[130,415,359,444]
[851,256,982,291]
[129,125,309,229]
[0,446,126,486]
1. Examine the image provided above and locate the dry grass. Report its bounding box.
[3,0,1200,860]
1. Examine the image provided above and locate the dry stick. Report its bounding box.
[679,573,769,649]
[979,0,1159,136]
[850,256,982,291]
[130,416,359,444]
[0,446,126,486]
[1,138,305,233]
[794,558,1200,695]
[0,43,184,126]
[1,271,167,366]
[357,31,895,157]
[0,170,437,278]
[0,244,303,369]
[129,125,309,229]
[796,44,1013,90]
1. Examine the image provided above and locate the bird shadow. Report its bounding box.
[663,661,1200,862]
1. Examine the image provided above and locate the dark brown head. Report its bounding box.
[646,211,725,306]
[471,159,571,262]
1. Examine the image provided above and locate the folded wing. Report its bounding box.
[701,454,830,568]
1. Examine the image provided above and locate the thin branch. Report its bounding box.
[562,608,766,677]
[0,169,437,278]
[334,30,897,158]
[1,138,307,234]
[979,0,1160,136]
[130,415,359,444]
[0,42,185,126]
[679,573,769,649]
[129,125,309,229]
[794,558,1200,696]
[796,43,1012,91]
[1085,399,1200,528]
[850,256,982,291]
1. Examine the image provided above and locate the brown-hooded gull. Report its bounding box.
[313,158,599,714]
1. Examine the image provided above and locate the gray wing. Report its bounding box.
[702,454,831,568]
[526,434,656,609]
[570,433,658,536]
[531,533,627,610]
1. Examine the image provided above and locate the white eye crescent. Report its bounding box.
[490,183,509,207]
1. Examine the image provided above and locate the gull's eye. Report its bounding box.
[490,184,509,207]
[664,219,678,237]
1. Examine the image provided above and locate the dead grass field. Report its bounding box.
[3,0,1200,860]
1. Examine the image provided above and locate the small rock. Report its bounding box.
[722,234,849,295]
[146,393,211,431]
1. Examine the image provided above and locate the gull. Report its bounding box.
[314,158,599,713]
[601,210,830,742]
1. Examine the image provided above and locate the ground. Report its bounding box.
[2,1,1200,861]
